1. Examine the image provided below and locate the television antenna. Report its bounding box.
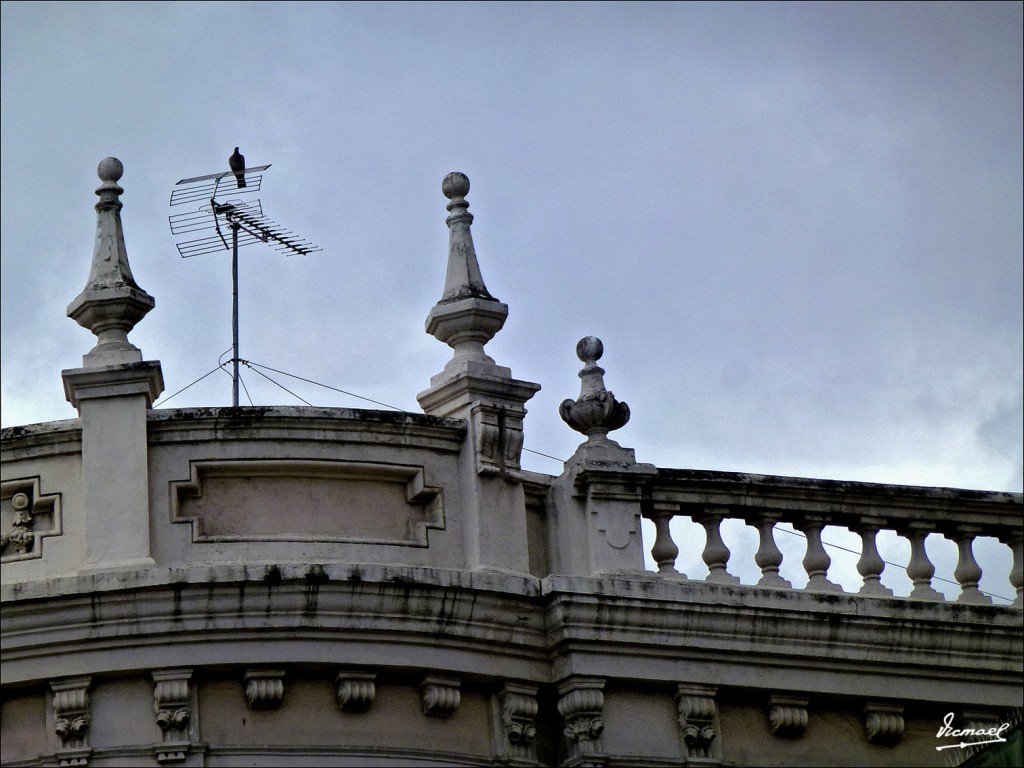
[169,151,320,406]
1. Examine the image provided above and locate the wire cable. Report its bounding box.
[242,362,314,406]
[153,365,224,407]
[243,360,403,411]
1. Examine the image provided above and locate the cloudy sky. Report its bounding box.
[2,3,1021,595]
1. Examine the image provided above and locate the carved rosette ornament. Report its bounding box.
[559,337,630,446]
[152,670,192,763]
[862,703,904,745]
[768,695,809,738]
[336,671,377,713]
[676,684,719,761]
[499,683,540,763]
[244,669,285,710]
[51,677,92,767]
[557,677,606,766]
[420,676,461,718]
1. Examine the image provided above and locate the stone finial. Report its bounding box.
[424,172,508,375]
[66,158,156,367]
[559,337,630,444]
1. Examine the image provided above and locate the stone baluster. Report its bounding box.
[649,503,682,577]
[1005,533,1023,608]
[952,526,991,604]
[903,524,942,600]
[695,508,739,584]
[854,518,893,596]
[799,515,841,592]
[751,511,792,588]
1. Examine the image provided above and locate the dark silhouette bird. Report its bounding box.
[228,147,246,188]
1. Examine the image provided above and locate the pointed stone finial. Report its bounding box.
[66,157,155,367]
[424,172,508,375]
[560,337,631,445]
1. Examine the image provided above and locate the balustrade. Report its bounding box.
[642,477,1022,607]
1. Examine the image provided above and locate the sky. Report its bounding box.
[2,2,1021,599]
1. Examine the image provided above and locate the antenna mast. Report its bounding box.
[169,151,321,406]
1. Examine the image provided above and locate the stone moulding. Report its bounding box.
[152,669,192,763]
[768,695,809,738]
[336,670,377,712]
[420,675,461,717]
[51,676,92,767]
[676,683,719,761]
[557,676,606,766]
[499,682,540,764]
[244,669,285,710]
[1,477,62,562]
[169,459,445,546]
[862,702,904,745]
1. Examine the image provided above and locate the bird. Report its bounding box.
[228,147,246,188]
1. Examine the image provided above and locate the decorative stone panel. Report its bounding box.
[498,682,539,765]
[768,695,808,738]
[676,683,719,761]
[420,675,461,717]
[336,671,377,713]
[244,669,285,710]
[170,460,444,546]
[51,676,91,767]
[2,477,62,562]
[152,669,192,763]
[557,676,606,767]
[863,702,904,745]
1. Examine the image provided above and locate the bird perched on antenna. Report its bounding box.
[228,147,246,188]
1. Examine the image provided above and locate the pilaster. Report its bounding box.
[417,172,540,574]
[551,337,655,575]
[60,158,162,570]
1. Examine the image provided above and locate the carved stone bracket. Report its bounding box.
[862,702,904,745]
[768,695,808,738]
[244,669,285,710]
[499,682,540,764]
[152,669,192,763]
[557,676,606,767]
[2,478,62,562]
[420,675,461,718]
[471,403,527,482]
[336,671,377,713]
[51,676,92,767]
[676,684,719,761]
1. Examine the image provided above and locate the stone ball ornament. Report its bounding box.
[97,157,124,182]
[442,171,470,200]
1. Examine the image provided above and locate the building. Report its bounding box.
[1,158,1021,767]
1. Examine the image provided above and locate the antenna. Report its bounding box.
[169,151,321,407]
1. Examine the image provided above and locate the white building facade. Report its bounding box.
[1,160,1021,767]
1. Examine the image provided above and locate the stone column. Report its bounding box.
[61,158,163,570]
[417,173,540,574]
